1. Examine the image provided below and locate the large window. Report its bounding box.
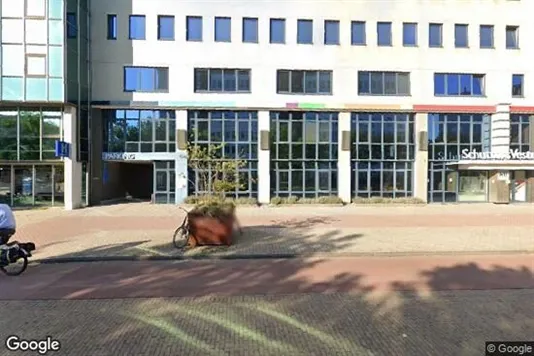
[270,111,338,198]
[434,73,484,96]
[510,115,531,153]
[427,113,491,202]
[103,109,176,153]
[358,71,410,96]
[0,107,62,161]
[194,68,251,93]
[276,70,332,95]
[351,113,414,198]
[123,66,169,92]
[188,111,258,198]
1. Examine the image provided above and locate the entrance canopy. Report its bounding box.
[447,160,534,171]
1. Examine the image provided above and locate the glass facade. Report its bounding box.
[154,161,175,204]
[351,113,415,198]
[103,109,176,153]
[188,110,258,198]
[0,107,63,161]
[0,0,65,102]
[0,164,64,206]
[510,114,531,152]
[270,111,338,197]
[427,113,491,202]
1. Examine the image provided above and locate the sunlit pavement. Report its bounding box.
[0,254,533,355]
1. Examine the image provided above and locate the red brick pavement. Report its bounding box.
[2,254,533,300]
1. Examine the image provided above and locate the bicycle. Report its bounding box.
[0,241,34,277]
[172,207,190,249]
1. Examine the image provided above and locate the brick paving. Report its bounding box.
[0,290,533,356]
[9,203,534,261]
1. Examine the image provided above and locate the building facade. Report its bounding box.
[0,0,90,209]
[3,0,534,207]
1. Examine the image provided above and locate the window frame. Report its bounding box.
[107,14,118,40]
[276,70,333,95]
[123,66,169,93]
[377,22,392,46]
[129,15,146,40]
[433,73,485,97]
[512,74,524,98]
[454,24,469,48]
[479,25,494,49]
[66,12,77,39]
[324,20,340,45]
[214,16,232,42]
[194,68,251,93]
[402,22,418,47]
[270,18,286,44]
[351,21,366,46]
[297,19,313,45]
[358,71,411,96]
[186,16,203,42]
[506,25,519,49]
[25,53,47,78]
[242,17,259,43]
[429,23,443,48]
[157,15,175,41]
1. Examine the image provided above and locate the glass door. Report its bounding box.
[153,161,175,204]
[458,171,488,202]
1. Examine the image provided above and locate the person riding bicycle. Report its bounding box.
[0,203,16,246]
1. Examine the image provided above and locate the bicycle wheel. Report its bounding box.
[0,255,28,276]
[172,226,189,249]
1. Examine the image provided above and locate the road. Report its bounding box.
[0,254,533,355]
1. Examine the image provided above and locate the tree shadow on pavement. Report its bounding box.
[1,256,533,355]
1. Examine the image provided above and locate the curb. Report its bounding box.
[33,249,534,265]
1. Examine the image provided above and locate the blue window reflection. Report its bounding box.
[242,17,258,43]
[429,23,442,47]
[215,17,231,42]
[479,25,493,48]
[377,22,392,46]
[270,18,285,44]
[447,75,459,95]
[124,67,169,92]
[454,24,468,48]
[107,14,117,40]
[129,15,146,40]
[297,19,313,44]
[158,16,175,40]
[351,21,366,45]
[66,12,77,38]
[434,73,484,96]
[324,20,340,45]
[512,74,524,97]
[186,16,202,41]
[434,74,445,95]
[403,23,417,46]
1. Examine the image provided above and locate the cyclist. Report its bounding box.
[0,203,16,246]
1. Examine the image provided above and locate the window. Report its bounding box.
[506,26,519,49]
[351,21,366,45]
[215,17,231,42]
[455,24,468,48]
[26,0,45,17]
[297,19,313,44]
[123,67,169,92]
[512,74,524,97]
[158,15,175,40]
[107,14,117,40]
[270,111,338,198]
[25,54,46,77]
[433,73,485,96]
[351,113,415,198]
[270,18,286,44]
[429,23,442,47]
[479,25,493,48]
[358,71,410,96]
[510,115,531,153]
[129,15,146,40]
[66,12,77,38]
[276,70,333,94]
[194,68,251,93]
[403,23,417,46]
[324,20,340,45]
[188,111,258,198]
[242,17,258,43]
[377,22,392,46]
[186,16,203,41]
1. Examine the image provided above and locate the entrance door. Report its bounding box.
[458,171,488,202]
[153,161,175,204]
[511,171,527,203]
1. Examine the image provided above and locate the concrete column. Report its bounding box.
[491,104,511,154]
[337,112,351,203]
[63,106,83,210]
[414,113,429,202]
[258,111,270,204]
[175,110,188,204]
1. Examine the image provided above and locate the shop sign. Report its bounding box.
[102,152,137,160]
[461,148,534,160]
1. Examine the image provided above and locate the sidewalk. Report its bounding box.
[12,203,534,262]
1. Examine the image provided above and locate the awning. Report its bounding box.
[446,160,534,171]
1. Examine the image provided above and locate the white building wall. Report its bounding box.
[90,0,533,108]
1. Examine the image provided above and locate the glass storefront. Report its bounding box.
[188,110,258,198]
[510,114,531,152]
[154,161,175,204]
[0,164,64,206]
[427,113,491,202]
[270,111,338,198]
[351,112,415,198]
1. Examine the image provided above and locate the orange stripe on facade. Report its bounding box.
[413,104,496,113]
[510,106,534,114]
